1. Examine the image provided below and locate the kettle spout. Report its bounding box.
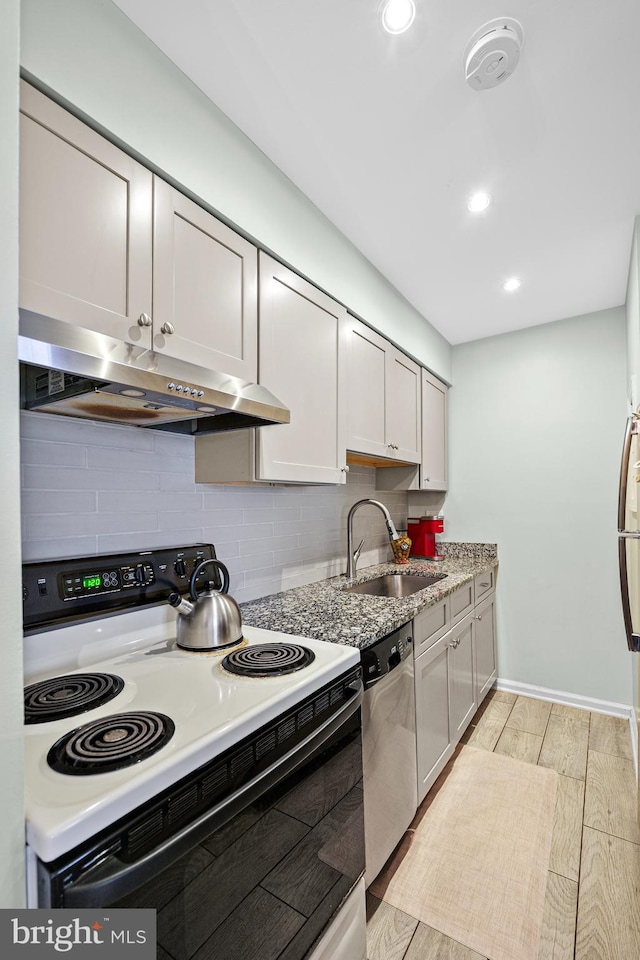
[168,593,196,618]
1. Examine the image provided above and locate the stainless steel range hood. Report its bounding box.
[19,313,290,434]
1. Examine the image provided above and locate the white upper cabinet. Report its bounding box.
[152,180,257,381]
[19,82,258,382]
[347,318,421,463]
[256,253,349,484]
[421,369,448,490]
[19,81,152,345]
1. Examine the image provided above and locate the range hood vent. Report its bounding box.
[18,312,290,434]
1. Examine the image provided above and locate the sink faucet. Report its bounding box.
[346,499,400,578]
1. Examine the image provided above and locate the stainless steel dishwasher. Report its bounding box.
[361,622,418,886]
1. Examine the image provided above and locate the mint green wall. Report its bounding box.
[20,0,451,382]
[446,307,631,706]
[626,217,640,408]
[0,0,25,908]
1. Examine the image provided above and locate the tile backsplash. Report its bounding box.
[20,413,409,603]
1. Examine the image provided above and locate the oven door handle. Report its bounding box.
[63,678,363,907]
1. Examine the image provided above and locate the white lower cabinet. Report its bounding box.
[473,592,497,705]
[415,632,453,803]
[448,616,476,742]
[414,581,497,803]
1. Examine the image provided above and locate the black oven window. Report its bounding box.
[113,721,364,960]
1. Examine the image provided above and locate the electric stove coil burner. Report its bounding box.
[47,711,175,775]
[221,642,315,677]
[24,673,125,725]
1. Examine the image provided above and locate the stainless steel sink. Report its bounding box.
[344,573,447,597]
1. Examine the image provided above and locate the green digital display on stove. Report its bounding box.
[83,575,102,590]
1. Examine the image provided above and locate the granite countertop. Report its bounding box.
[240,543,498,651]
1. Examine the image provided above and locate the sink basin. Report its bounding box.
[344,573,447,598]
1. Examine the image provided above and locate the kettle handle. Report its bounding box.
[190,559,230,601]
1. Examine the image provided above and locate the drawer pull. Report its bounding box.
[479,581,490,588]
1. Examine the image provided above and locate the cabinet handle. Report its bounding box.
[160,322,175,335]
[423,477,430,483]
[341,466,350,473]
[474,615,483,621]
[137,312,152,327]
[479,581,490,588]
[450,637,460,648]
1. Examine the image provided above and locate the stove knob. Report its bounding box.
[174,558,187,578]
[134,564,147,584]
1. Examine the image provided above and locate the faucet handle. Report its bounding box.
[353,538,365,564]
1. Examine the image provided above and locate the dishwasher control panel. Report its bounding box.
[360,622,413,685]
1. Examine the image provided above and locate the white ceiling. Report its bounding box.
[112,0,640,344]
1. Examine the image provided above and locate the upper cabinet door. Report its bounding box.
[347,318,421,463]
[152,180,258,380]
[386,348,421,463]
[347,319,389,459]
[19,82,152,345]
[421,370,448,490]
[257,254,348,484]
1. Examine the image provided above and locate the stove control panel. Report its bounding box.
[23,544,217,631]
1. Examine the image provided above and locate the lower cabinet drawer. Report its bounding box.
[474,569,495,603]
[413,596,449,655]
[450,582,474,625]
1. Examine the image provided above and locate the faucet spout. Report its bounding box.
[346,499,400,578]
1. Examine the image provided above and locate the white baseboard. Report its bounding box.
[495,676,638,776]
[630,708,639,782]
[495,677,633,720]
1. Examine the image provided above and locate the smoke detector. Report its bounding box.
[464,18,524,91]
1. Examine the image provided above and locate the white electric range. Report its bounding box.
[22,544,366,960]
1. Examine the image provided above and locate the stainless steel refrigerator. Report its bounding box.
[617,415,640,823]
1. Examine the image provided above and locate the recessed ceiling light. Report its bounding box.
[502,277,521,292]
[381,0,416,35]
[468,191,491,213]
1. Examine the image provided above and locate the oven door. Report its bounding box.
[35,673,364,960]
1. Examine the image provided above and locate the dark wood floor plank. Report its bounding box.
[115,843,214,912]
[275,737,362,826]
[192,885,305,960]
[157,808,308,960]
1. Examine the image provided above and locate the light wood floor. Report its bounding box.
[366,690,640,960]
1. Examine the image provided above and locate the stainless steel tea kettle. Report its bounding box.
[168,559,243,651]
